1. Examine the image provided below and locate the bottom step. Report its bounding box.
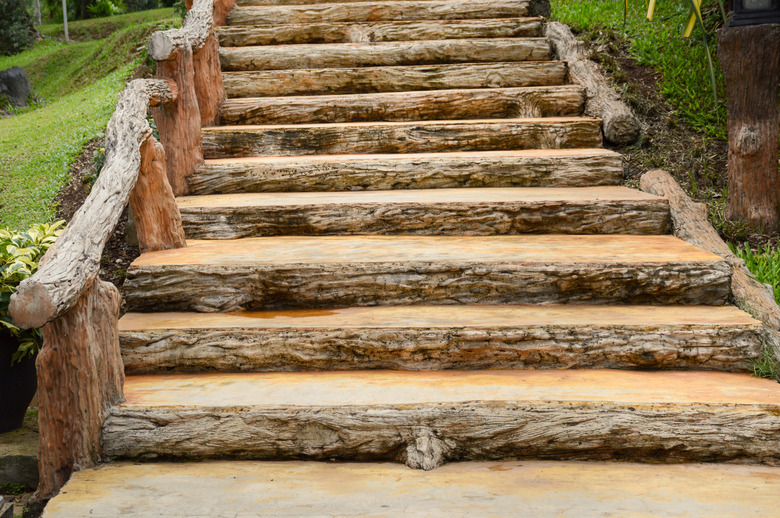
[45,460,780,517]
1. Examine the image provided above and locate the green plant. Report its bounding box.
[0,220,64,363]
[0,482,26,495]
[87,0,126,17]
[0,0,36,56]
[753,340,780,382]
[730,242,780,304]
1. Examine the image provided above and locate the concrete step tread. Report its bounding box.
[176,186,662,209]
[44,460,780,517]
[218,18,544,45]
[118,305,761,331]
[119,370,780,408]
[129,235,723,268]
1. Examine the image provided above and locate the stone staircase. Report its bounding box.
[44,0,780,514]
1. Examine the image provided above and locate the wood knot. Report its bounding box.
[736,125,762,157]
[402,429,449,471]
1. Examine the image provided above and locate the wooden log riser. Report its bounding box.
[178,200,671,238]
[188,152,624,194]
[119,325,762,374]
[123,262,731,313]
[202,120,603,158]
[153,45,204,196]
[217,19,544,46]
[102,403,780,467]
[219,87,585,125]
[35,278,124,500]
[129,136,187,253]
[222,62,569,97]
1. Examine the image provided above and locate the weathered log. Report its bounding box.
[546,22,640,146]
[640,169,780,365]
[122,235,731,312]
[219,86,585,125]
[227,0,530,25]
[118,305,762,374]
[233,0,550,12]
[202,118,604,158]
[189,149,624,195]
[217,18,544,46]
[192,30,223,126]
[223,62,568,98]
[176,186,670,238]
[144,79,178,106]
[102,370,780,465]
[35,277,123,500]
[219,38,551,71]
[129,136,187,253]
[152,41,203,195]
[8,79,169,330]
[718,24,780,231]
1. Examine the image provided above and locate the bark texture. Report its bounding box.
[227,0,530,25]
[202,118,603,158]
[219,86,584,125]
[192,31,224,127]
[153,43,204,196]
[8,79,168,330]
[178,198,670,238]
[36,278,124,500]
[188,151,624,195]
[220,38,550,71]
[223,62,568,97]
[129,136,187,253]
[123,261,731,313]
[102,401,780,466]
[640,169,780,365]
[718,24,780,231]
[217,18,543,46]
[119,324,761,374]
[546,22,640,145]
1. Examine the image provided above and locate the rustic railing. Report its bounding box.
[8,0,233,501]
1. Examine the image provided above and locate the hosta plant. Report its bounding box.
[0,221,65,363]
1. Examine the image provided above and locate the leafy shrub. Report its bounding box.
[125,0,159,12]
[87,0,126,17]
[730,243,780,304]
[0,221,64,363]
[0,0,36,56]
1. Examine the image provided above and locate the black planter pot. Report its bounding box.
[0,330,37,434]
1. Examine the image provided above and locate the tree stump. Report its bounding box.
[718,24,780,231]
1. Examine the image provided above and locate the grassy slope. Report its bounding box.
[0,9,178,229]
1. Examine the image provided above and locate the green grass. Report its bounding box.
[731,243,780,304]
[551,0,727,139]
[0,11,179,229]
[36,7,176,42]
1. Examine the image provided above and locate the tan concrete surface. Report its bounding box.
[121,369,780,408]
[44,460,780,517]
[130,234,724,267]
[119,304,761,330]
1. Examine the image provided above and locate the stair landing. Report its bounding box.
[44,460,780,517]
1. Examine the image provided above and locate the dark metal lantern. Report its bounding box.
[728,0,780,26]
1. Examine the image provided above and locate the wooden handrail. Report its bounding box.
[9,79,178,331]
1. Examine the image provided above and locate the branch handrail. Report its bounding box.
[9,79,178,330]
[149,0,215,61]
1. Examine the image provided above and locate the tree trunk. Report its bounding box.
[718,24,780,232]
[33,0,41,26]
[35,278,124,501]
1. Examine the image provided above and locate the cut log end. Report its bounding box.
[9,280,57,330]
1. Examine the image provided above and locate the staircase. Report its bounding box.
[44,0,780,515]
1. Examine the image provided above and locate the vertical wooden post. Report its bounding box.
[192,32,225,126]
[35,277,124,500]
[152,41,203,196]
[129,136,187,253]
[718,24,780,231]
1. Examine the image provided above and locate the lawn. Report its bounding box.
[0,8,179,230]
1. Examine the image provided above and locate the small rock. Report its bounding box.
[0,67,34,108]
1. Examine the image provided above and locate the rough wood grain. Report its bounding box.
[223,62,568,97]
[227,0,530,25]
[176,190,670,238]
[220,38,551,71]
[129,136,187,253]
[144,79,178,106]
[119,321,761,374]
[219,86,585,125]
[202,118,604,158]
[718,24,780,230]
[188,150,624,194]
[150,0,215,61]
[8,79,164,330]
[640,168,780,365]
[192,30,224,126]
[233,0,550,12]
[36,278,123,500]
[546,22,640,146]
[218,18,543,46]
[153,42,203,195]
[102,371,780,465]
